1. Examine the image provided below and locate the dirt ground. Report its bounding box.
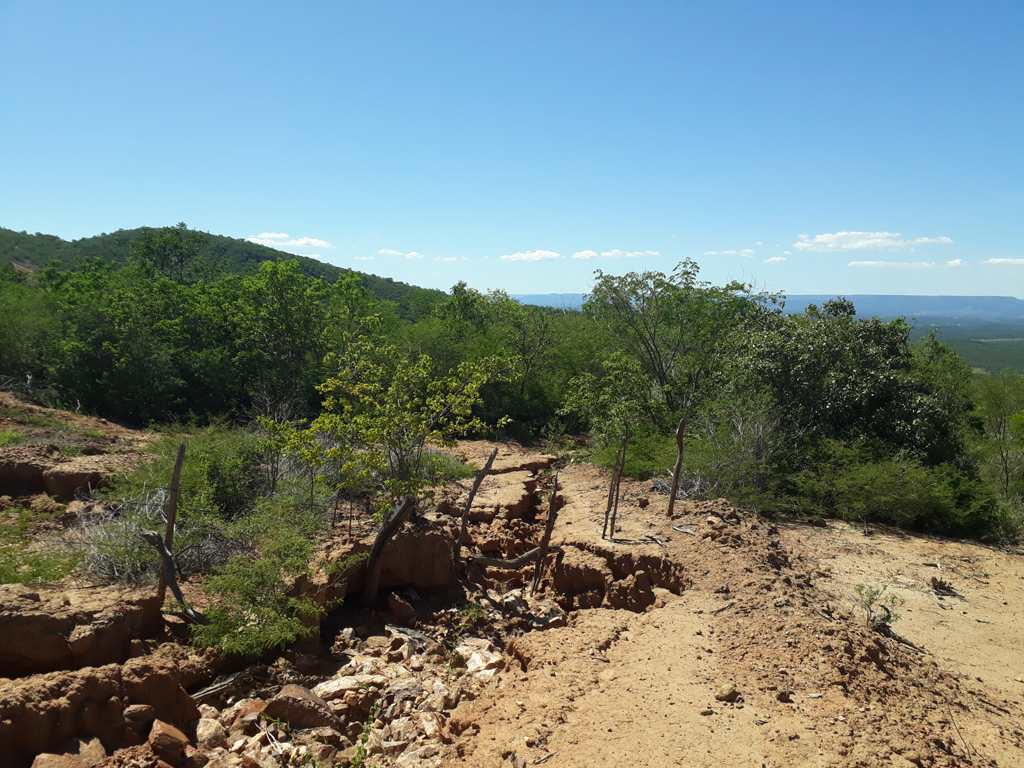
[445,445,1024,768]
[4,407,1024,767]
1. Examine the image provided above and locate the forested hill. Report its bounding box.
[0,226,444,315]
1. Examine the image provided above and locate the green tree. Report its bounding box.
[974,370,1024,500]
[129,222,214,284]
[584,259,773,419]
[303,342,512,508]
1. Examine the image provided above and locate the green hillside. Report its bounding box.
[0,225,444,318]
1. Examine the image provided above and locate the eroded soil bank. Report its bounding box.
[3,432,1024,767]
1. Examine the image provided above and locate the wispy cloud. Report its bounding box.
[378,248,424,259]
[247,232,334,249]
[500,250,561,262]
[572,250,599,260]
[796,231,953,252]
[982,258,1024,265]
[601,249,660,258]
[763,256,786,264]
[436,257,458,262]
[704,249,756,257]
[947,259,962,266]
[353,256,374,261]
[848,260,937,268]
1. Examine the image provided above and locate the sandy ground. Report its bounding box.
[445,448,1024,768]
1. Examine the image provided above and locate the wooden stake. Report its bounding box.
[455,447,498,569]
[531,474,559,596]
[157,442,186,603]
[666,416,687,518]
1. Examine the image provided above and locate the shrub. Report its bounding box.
[0,429,26,447]
[191,505,327,657]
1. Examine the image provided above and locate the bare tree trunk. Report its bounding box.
[362,496,415,605]
[607,440,627,538]
[602,438,626,539]
[531,474,559,596]
[157,443,186,603]
[455,447,498,569]
[666,416,687,518]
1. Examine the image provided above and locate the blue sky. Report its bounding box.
[2,1,1022,297]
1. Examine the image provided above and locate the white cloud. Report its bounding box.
[377,248,424,259]
[500,250,561,262]
[436,257,458,262]
[848,260,936,268]
[247,233,334,249]
[763,256,786,264]
[982,258,1024,265]
[947,259,962,266]
[795,231,953,252]
[601,249,660,258]
[704,249,756,258]
[353,256,375,261]
[572,250,599,260]
[783,250,792,255]
[756,241,763,246]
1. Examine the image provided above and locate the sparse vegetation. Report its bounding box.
[854,582,905,630]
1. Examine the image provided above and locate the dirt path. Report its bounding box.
[446,450,1024,768]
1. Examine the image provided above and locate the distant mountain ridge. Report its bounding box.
[0,226,445,317]
[512,293,1024,320]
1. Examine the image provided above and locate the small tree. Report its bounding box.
[305,342,512,513]
[560,352,665,536]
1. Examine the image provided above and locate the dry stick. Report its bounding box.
[157,442,186,603]
[531,474,559,596]
[666,416,687,518]
[455,447,498,569]
[602,438,626,539]
[362,496,416,605]
[468,547,544,569]
[607,438,627,539]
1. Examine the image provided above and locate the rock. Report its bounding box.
[312,676,363,701]
[263,684,340,729]
[388,716,419,744]
[196,717,229,749]
[417,711,452,742]
[123,703,156,723]
[714,683,740,702]
[240,752,278,768]
[389,593,417,620]
[30,756,88,768]
[149,719,190,760]
[58,735,107,764]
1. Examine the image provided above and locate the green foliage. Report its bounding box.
[0,429,26,447]
[591,432,678,480]
[347,700,381,768]
[0,506,80,584]
[854,583,904,630]
[303,343,511,505]
[585,259,774,415]
[191,502,326,657]
[561,351,667,450]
